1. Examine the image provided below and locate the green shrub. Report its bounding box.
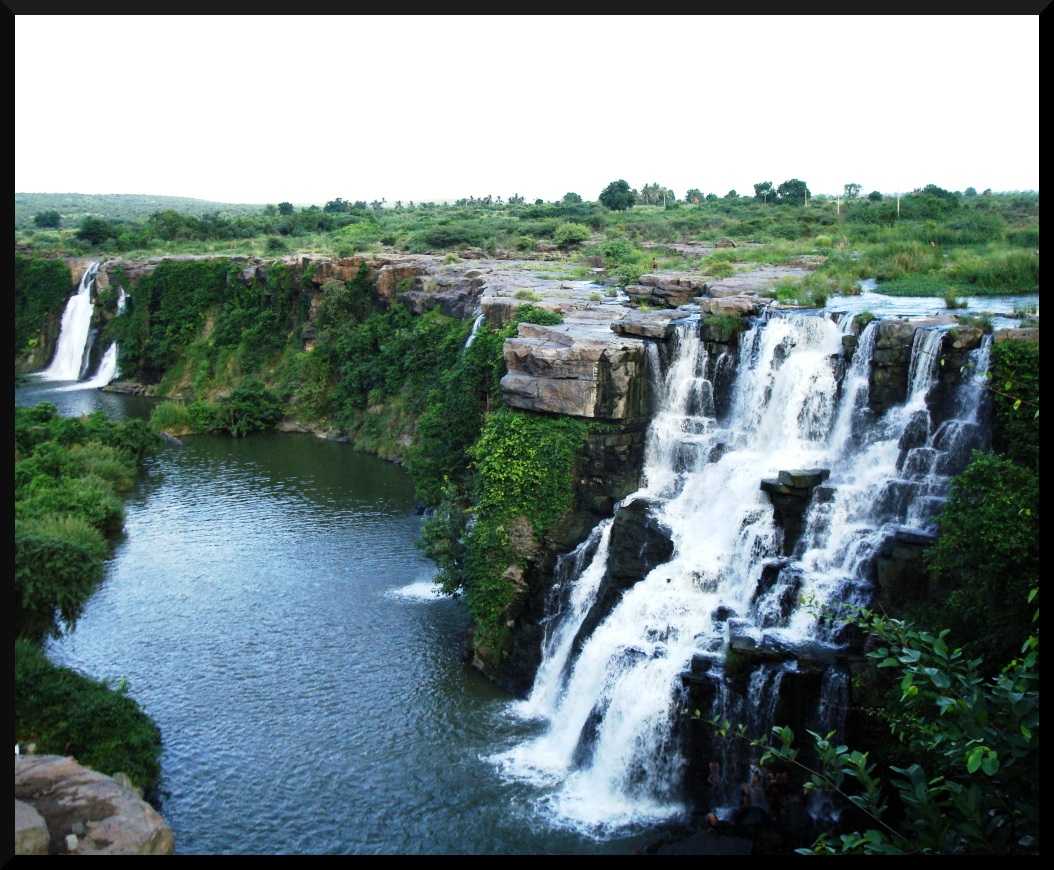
[15,255,72,354]
[553,222,591,248]
[989,339,1039,472]
[205,379,284,437]
[15,639,163,793]
[947,250,1038,293]
[704,258,736,279]
[462,409,588,657]
[66,442,137,492]
[513,304,563,325]
[14,517,107,640]
[149,401,193,434]
[926,452,1038,667]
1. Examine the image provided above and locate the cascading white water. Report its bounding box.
[117,287,128,314]
[492,313,993,835]
[463,310,485,351]
[513,521,613,722]
[40,262,100,381]
[57,343,119,392]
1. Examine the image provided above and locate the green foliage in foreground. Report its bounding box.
[15,254,71,354]
[14,403,160,641]
[15,639,163,794]
[726,599,1039,855]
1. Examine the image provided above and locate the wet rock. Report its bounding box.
[15,755,174,854]
[897,409,930,454]
[728,630,845,671]
[813,485,836,503]
[752,562,803,627]
[777,468,830,489]
[873,526,937,609]
[711,606,737,625]
[761,472,829,555]
[869,320,916,415]
[568,498,673,656]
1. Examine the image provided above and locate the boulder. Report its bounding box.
[16,799,49,855]
[610,308,683,340]
[715,237,737,248]
[873,526,937,609]
[628,273,710,308]
[15,755,174,855]
[777,468,830,489]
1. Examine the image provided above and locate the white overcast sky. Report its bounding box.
[15,15,1039,205]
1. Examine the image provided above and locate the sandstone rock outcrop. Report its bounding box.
[501,322,647,420]
[625,273,708,308]
[15,755,174,855]
[610,308,684,340]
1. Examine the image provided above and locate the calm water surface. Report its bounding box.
[16,379,657,854]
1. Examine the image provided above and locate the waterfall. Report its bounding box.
[512,520,613,721]
[57,343,119,392]
[117,287,128,314]
[40,262,100,381]
[463,310,485,351]
[492,313,993,835]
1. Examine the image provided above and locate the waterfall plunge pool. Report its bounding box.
[15,382,673,854]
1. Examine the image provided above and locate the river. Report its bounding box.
[15,380,660,854]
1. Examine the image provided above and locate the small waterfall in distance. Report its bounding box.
[463,309,485,351]
[44,263,125,392]
[40,262,100,381]
[490,311,992,836]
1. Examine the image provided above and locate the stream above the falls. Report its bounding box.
[15,381,667,854]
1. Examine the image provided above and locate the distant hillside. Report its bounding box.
[14,192,268,226]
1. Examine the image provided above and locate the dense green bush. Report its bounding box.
[15,639,163,793]
[989,339,1039,472]
[14,405,159,640]
[926,452,1039,668]
[15,255,71,354]
[743,599,1038,855]
[461,409,588,657]
[553,222,591,248]
[599,179,636,211]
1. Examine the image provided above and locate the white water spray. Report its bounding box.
[40,262,99,381]
[492,312,992,835]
